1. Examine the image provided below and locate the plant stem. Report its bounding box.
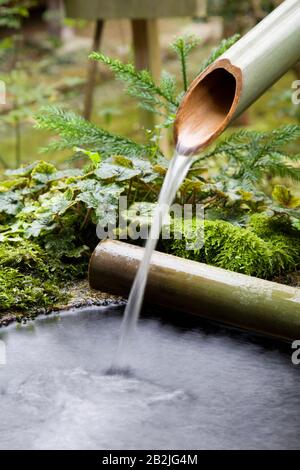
[15,118,21,168]
[80,208,92,230]
[127,179,133,201]
[180,48,188,92]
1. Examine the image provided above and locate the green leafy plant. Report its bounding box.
[36,106,153,157]
[0,70,57,168]
[0,70,86,170]
[35,35,300,258]
[88,34,239,129]
[200,124,300,223]
[171,35,200,91]
[0,0,32,63]
[0,0,31,29]
[205,125,300,183]
[1,34,300,318]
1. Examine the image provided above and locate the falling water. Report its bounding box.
[112,148,194,370]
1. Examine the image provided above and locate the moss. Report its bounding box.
[0,267,62,313]
[169,217,300,279]
[248,212,297,238]
[0,240,88,316]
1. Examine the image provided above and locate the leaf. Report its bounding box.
[292,219,300,231]
[272,185,300,209]
[0,190,23,215]
[48,168,83,181]
[76,189,103,209]
[265,125,300,149]
[66,245,89,258]
[0,177,26,191]
[95,199,119,226]
[95,157,140,182]
[128,156,155,183]
[153,164,167,176]
[122,202,156,226]
[76,182,123,210]
[75,179,98,192]
[74,147,101,166]
[80,183,123,225]
[180,179,204,192]
[5,162,37,177]
[44,231,89,258]
[31,161,57,184]
[40,190,75,216]
[24,217,56,238]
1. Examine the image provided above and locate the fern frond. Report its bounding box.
[171,34,201,91]
[205,125,300,184]
[198,34,240,74]
[90,52,178,116]
[257,159,300,181]
[262,124,300,150]
[159,71,177,105]
[35,106,150,157]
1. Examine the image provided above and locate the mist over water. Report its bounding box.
[112,150,193,370]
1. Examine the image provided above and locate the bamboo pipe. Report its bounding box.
[174,0,300,155]
[89,240,300,341]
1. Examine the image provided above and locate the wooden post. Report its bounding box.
[131,19,161,129]
[131,19,170,155]
[83,19,104,120]
[46,0,64,39]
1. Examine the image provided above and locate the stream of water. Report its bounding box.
[112,150,193,370]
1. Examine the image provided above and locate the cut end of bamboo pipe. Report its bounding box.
[174,59,242,155]
[175,0,300,155]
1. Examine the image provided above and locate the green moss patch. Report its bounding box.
[169,214,300,279]
[0,240,88,316]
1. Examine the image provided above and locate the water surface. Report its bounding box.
[0,307,299,450]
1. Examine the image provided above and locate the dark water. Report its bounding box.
[0,306,299,450]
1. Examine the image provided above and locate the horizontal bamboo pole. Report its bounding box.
[175,0,300,154]
[64,0,206,20]
[89,240,300,341]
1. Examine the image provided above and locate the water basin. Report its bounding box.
[0,306,299,450]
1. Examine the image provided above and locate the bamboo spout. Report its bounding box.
[175,0,300,155]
